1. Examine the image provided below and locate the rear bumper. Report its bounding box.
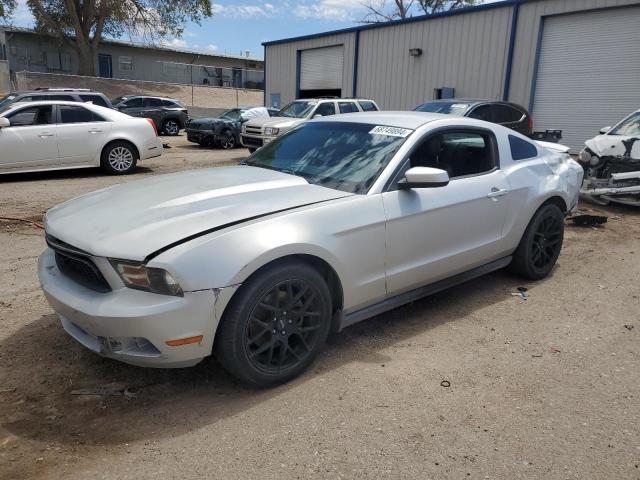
[38,248,218,368]
[140,138,163,160]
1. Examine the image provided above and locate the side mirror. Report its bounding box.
[599,126,612,134]
[0,117,9,128]
[399,167,450,189]
[312,114,323,119]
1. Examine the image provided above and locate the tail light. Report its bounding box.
[528,116,534,131]
[145,118,158,136]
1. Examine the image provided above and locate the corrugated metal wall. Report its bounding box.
[356,6,513,110]
[507,0,640,108]
[265,32,356,106]
[265,0,640,110]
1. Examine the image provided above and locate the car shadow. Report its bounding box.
[0,269,518,451]
[0,167,154,183]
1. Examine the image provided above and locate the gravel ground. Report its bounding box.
[0,139,638,480]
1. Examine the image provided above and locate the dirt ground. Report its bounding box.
[0,138,638,480]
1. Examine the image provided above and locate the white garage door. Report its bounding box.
[300,45,344,91]
[532,6,640,151]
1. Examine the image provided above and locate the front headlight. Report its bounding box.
[579,148,600,166]
[242,124,247,133]
[109,260,183,296]
[264,127,279,136]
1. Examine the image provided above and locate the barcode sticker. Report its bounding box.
[369,126,413,137]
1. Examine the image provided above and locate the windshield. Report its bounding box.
[218,109,243,121]
[275,101,316,118]
[245,122,412,194]
[415,102,470,116]
[0,95,17,108]
[610,112,640,136]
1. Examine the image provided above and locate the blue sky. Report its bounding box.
[6,0,502,60]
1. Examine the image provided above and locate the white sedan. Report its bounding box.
[38,112,583,387]
[0,100,162,175]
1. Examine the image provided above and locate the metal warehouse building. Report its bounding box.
[263,0,640,150]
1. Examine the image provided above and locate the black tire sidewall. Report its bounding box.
[215,261,332,388]
[100,142,138,175]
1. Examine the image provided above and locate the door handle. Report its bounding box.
[487,188,510,199]
[88,129,103,134]
[38,133,54,138]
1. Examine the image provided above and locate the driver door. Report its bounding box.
[0,104,58,170]
[382,128,510,297]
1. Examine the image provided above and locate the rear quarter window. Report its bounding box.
[509,135,538,160]
[358,101,378,112]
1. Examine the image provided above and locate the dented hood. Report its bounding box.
[44,166,351,261]
[585,134,640,160]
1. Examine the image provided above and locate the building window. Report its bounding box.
[118,56,133,71]
[0,44,6,61]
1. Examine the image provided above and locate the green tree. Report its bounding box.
[0,0,16,19]
[362,0,476,22]
[26,0,212,76]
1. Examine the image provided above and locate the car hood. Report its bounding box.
[585,134,640,160]
[245,116,305,131]
[44,166,352,261]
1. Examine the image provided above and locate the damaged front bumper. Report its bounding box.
[578,146,640,206]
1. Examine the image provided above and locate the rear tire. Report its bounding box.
[214,260,332,388]
[162,119,180,136]
[100,141,138,175]
[510,203,564,280]
[248,147,257,154]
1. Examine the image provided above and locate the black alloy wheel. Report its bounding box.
[245,279,324,373]
[220,131,236,149]
[215,260,332,387]
[510,203,564,280]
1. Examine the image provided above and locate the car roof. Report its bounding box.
[314,111,447,129]
[418,98,528,110]
[293,98,375,102]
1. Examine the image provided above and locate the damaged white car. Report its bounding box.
[38,112,583,387]
[578,110,640,206]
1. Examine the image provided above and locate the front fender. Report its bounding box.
[149,195,388,313]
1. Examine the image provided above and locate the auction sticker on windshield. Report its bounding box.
[369,126,413,137]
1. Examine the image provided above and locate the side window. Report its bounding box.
[358,101,378,112]
[161,99,180,107]
[338,102,356,114]
[59,105,99,123]
[122,98,143,108]
[467,105,491,121]
[7,105,53,127]
[314,102,336,117]
[508,135,538,160]
[408,130,496,178]
[493,105,524,124]
[80,95,109,108]
[143,97,162,108]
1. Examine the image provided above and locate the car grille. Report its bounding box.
[242,135,263,148]
[46,235,111,293]
[245,126,262,135]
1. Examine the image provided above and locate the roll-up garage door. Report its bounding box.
[300,45,344,91]
[532,6,640,151]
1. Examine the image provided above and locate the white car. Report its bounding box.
[0,100,162,175]
[38,112,583,387]
[240,98,379,152]
[578,109,640,206]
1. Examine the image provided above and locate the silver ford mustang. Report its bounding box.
[38,112,583,387]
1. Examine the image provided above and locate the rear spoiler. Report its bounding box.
[535,140,571,154]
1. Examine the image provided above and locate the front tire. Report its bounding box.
[214,260,332,388]
[219,130,236,149]
[510,203,564,280]
[162,119,180,136]
[100,141,138,175]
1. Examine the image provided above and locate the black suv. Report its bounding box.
[0,88,113,109]
[415,99,533,136]
[111,95,189,136]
